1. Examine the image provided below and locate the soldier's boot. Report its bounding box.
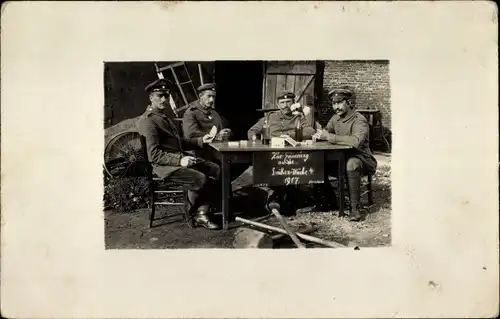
[347,171,364,222]
[193,207,220,230]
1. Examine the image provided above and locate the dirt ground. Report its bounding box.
[105,153,391,249]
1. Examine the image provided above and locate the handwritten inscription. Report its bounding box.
[253,151,324,187]
[271,152,310,165]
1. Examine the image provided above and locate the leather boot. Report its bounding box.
[194,210,220,230]
[347,171,364,222]
[348,205,364,222]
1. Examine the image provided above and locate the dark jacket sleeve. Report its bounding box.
[327,116,369,149]
[181,110,204,146]
[300,115,316,139]
[182,109,205,138]
[181,136,203,150]
[137,118,183,166]
[214,113,232,141]
[220,114,229,131]
[247,117,266,140]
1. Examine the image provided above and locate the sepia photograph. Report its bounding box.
[103,60,392,249]
[2,2,497,318]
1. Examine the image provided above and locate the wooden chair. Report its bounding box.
[356,108,391,152]
[328,142,375,212]
[327,172,373,212]
[342,173,374,209]
[139,135,194,228]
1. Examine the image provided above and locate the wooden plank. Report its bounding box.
[269,206,305,248]
[264,74,277,109]
[180,83,197,104]
[235,216,346,248]
[276,74,287,96]
[266,60,316,75]
[293,75,315,125]
[285,74,295,92]
[294,75,307,102]
[171,68,188,106]
[156,61,184,72]
[304,76,316,125]
[295,75,315,102]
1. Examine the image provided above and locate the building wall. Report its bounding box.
[317,60,391,129]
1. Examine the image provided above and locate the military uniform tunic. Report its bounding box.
[231,111,316,193]
[247,111,316,140]
[325,110,377,174]
[136,107,204,178]
[182,101,225,143]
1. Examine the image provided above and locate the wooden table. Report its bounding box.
[209,141,352,230]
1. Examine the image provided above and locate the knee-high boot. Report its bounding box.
[347,171,363,221]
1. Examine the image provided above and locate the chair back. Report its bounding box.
[139,135,154,181]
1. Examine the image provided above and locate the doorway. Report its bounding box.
[214,61,264,140]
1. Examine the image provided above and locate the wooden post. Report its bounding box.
[235,216,346,248]
[270,208,305,248]
[198,64,204,85]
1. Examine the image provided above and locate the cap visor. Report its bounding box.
[331,96,345,103]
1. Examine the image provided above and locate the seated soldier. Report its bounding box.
[136,78,221,230]
[313,87,378,221]
[231,91,315,211]
[182,83,232,164]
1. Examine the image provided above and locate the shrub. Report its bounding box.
[104,172,150,212]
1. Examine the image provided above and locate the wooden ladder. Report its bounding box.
[154,62,202,116]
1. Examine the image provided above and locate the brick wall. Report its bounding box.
[317,60,391,129]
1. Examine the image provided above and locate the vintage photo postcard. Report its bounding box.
[103,59,392,249]
[1,1,498,318]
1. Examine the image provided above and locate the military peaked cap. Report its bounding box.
[197,83,216,93]
[277,91,295,100]
[145,78,173,93]
[328,88,354,102]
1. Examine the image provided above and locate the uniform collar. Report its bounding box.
[338,109,357,123]
[195,101,213,115]
[147,105,176,119]
[274,110,297,120]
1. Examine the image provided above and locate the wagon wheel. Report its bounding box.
[104,131,147,178]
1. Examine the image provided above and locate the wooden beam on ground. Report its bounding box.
[270,208,305,249]
[235,216,346,248]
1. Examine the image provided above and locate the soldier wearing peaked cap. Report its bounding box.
[313,87,378,221]
[247,91,314,140]
[232,91,316,214]
[136,78,222,230]
[182,83,232,163]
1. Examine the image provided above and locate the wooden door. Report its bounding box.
[262,61,317,124]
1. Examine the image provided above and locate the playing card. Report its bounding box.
[209,126,217,137]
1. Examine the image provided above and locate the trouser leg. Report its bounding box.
[168,163,220,229]
[346,157,364,221]
[168,168,207,211]
[191,160,221,211]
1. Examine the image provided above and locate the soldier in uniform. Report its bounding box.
[182,83,232,163]
[231,91,315,212]
[313,87,378,221]
[247,92,314,139]
[136,78,221,230]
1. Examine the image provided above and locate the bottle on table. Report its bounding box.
[294,117,303,142]
[262,118,270,145]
